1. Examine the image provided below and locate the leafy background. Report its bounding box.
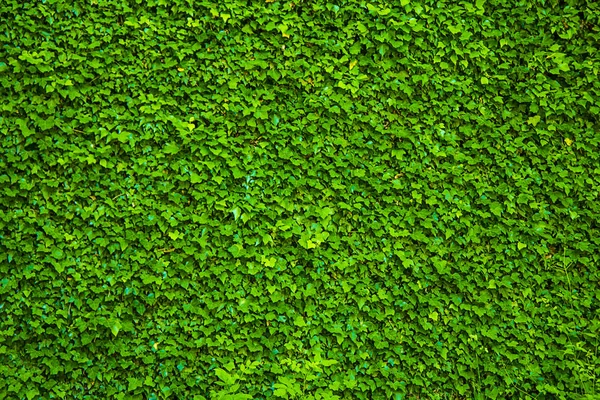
[1,0,600,399]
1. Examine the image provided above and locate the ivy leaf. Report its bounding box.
[110,320,121,337]
[51,248,64,259]
[26,390,39,400]
[168,230,181,240]
[164,143,180,154]
[228,244,245,258]
[527,115,541,126]
[299,236,317,249]
[490,202,503,217]
[215,368,235,385]
[128,377,143,391]
[294,316,307,327]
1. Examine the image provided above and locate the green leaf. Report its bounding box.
[51,248,64,259]
[128,377,143,391]
[228,244,244,258]
[164,143,180,154]
[110,320,121,337]
[215,368,235,385]
[527,115,541,126]
[490,202,502,216]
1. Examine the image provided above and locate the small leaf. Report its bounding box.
[26,390,39,400]
[564,138,573,146]
[481,76,489,84]
[110,320,121,337]
[190,173,203,183]
[448,24,462,34]
[164,143,180,154]
[527,115,541,126]
[228,244,244,258]
[215,368,234,384]
[490,202,502,217]
[128,377,143,391]
[52,248,64,259]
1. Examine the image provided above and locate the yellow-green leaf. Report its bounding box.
[527,115,541,126]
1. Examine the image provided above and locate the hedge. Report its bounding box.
[1,0,600,399]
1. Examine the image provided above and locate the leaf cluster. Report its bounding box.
[1,0,600,399]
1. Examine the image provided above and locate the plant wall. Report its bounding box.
[1,0,600,399]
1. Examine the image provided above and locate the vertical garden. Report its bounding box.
[1,0,599,399]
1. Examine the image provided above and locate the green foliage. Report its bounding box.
[1,0,600,399]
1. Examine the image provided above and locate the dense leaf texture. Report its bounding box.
[1,0,600,399]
